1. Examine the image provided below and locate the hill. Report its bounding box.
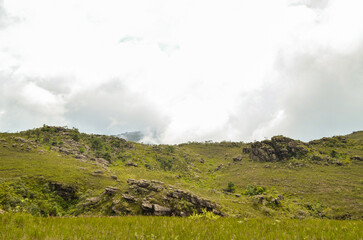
[0,125,362,219]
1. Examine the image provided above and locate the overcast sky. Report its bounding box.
[0,0,362,143]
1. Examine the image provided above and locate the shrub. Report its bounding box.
[79,147,85,154]
[330,150,338,158]
[189,209,220,220]
[244,185,266,196]
[91,138,103,151]
[226,182,236,193]
[103,152,112,162]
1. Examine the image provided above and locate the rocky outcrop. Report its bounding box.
[242,147,250,154]
[105,187,120,195]
[250,136,309,162]
[110,179,223,217]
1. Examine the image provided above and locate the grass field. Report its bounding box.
[1,214,362,240]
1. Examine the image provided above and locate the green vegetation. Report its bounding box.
[0,126,362,220]
[0,213,361,239]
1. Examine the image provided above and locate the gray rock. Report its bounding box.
[235,194,241,197]
[14,137,26,143]
[214,164,224,171]
[153,204,171,216]
[125,161,138,167]
[141,201,153,212]
[122,194,138,202]
[85,197,100,205]
[233,155,243,162]
[111,175,118,180]
[242,148,250,154]
[94,170,103,174]
[105,187,120,195]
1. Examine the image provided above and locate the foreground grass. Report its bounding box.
[1,214,362,240]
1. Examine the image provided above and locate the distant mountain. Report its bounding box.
[116,131,144,142]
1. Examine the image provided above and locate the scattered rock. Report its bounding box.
[85,197,100,206]
[0,209,5,214]
[125,161,138,167]
[199,158,205,163]
[235,194,241,197]
[233,155,243,162]
[214,164,224,171]
[96,158,109,166]
[111,175,118,180]
[94,170,103,174]
[14,137,26,143]
[336,161,343,166]
[351,156,362,161]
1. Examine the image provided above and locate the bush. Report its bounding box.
[244,185,266,196]
[79,147,85,154]
[103,152,112,162]
[91,138,103,151]
[226,182,236,193]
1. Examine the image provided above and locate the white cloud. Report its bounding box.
[0,0,362,143]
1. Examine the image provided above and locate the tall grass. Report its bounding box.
[1,214,362,240]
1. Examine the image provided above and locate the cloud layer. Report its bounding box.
[0,0,362,143]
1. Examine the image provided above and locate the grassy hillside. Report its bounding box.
[0,126,362,219]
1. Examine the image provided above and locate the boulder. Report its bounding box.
[351,156,362,161]
[153,204,171,216]
[85,197,100,206]
[105,187,120,195]
[214,164,224,171]
[111,175,118,180]
[14,137,26,143]
[122,194,138,202]
[141,201,153,214]
[233,155,243,162]
[94,170,103,174]
[125,161,138,167]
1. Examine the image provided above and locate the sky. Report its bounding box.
[0,0,362,144]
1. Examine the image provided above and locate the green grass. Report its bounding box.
[1,127,362,219]
[1,214,362,240]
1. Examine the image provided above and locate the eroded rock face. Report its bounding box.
[250,136,309,162]
[105,187,120,195]
[120,179,223,216]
